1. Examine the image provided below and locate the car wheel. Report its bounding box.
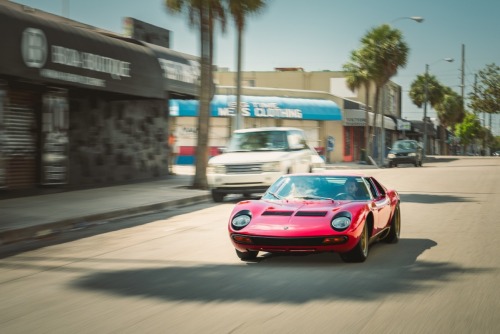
[414,160,418,167]
[382,204,400,243]
[388,161,393,168]
[211,190,225,202]
[235,249,258,261]
[340,223,369,263]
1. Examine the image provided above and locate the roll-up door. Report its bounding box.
[3,90,38,189]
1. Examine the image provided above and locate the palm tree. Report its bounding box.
[358,24,409,163]
[227,0,266,130]
[165,0,226,189]
[435,87,464,154]
[409,72,446,152]
[343,49,373,162]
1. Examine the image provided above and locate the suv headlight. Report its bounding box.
[409,152,416,157]
[207,164,226,174]
[262,161,281,172]
[387,153,395,158]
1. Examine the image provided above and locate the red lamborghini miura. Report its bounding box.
[228,173,401,263]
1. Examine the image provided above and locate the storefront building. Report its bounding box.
[214,69,407,162]
[169,88,343,164]
[0,2,199,194]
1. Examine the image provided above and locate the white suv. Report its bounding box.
[207,127,323,202]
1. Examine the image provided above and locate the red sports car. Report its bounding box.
[228,173,400,263]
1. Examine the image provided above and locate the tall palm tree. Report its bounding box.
[227,0,266,130]
[358,24,409,163]
[409,72,446,152]
[435,87,464,154]
[165,0,226,189]
[343,49,373,161]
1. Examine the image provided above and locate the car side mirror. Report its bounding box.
[218,147,227,154]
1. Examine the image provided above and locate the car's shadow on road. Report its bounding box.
[71,238,493,304]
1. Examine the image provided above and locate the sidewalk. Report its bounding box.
[0,162,375,245]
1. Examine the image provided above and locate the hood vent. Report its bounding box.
[295,211,328,217]
[262,211,294,216]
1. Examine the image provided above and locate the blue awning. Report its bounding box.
[169,95,342,121]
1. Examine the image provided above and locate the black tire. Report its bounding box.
[383,204,401,243]
[340,223,369,263]
[236,249,258,261]
[211,190,224,202]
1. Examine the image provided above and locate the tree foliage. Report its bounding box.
[409,73,445,109]
[454,112,482,146]
[469,63,500,115]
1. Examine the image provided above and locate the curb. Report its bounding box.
[0,193,211,246]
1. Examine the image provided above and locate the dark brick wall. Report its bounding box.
[68,97,168,187]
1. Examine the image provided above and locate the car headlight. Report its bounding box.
[231,210,252,230]
[408,152,416,157]
[207,164,226,174]
[262,161,281,172]
[331,212,352,231]
[387,153,395,159]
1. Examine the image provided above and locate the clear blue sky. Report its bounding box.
[11,0,500,135]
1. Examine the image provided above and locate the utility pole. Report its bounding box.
[423,64,430,158]
[461,44,465,109]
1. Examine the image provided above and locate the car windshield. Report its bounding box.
[263,175,371,201]
[227,131,288,152]
[392,140,415,150]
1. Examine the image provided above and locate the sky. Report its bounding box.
[10,0,500,135]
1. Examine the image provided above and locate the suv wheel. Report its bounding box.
[211,190,225,202]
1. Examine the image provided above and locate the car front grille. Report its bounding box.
[236,235,328,246]
[226,163,263,174]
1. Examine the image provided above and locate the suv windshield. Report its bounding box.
[392,140,416,151]
[227,131,288,152]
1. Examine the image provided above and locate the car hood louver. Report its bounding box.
[262,210,328,217]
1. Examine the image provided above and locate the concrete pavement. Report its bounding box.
[0,162,376,246]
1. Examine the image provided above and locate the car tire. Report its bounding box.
[382,204,400,244]
[235,249,258,261]
[340,223,369,263]
[211,190,225,202]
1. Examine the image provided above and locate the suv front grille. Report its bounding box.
[226,163,263,174]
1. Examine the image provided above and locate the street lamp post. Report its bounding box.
[422,58,454,157]
[391,16,424,24]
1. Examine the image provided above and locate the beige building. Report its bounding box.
[213,68,404,162]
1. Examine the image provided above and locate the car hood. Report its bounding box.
[233,200,365,237]
[209,151,295,164]
[389,148,416,154]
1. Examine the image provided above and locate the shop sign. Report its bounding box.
[218,101,303,119]
[22,28,131,89]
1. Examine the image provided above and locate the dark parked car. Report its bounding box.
[387,140,423,167]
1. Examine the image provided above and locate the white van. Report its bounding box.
[207,127,324,202]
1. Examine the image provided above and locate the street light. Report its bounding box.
[422,58,454,157]
[391,16,424,24]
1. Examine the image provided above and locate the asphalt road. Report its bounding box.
[1,157,499,334]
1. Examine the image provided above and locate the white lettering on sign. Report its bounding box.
[216,101,303,119]
[158,58,200,84]
[51,45,131,79]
